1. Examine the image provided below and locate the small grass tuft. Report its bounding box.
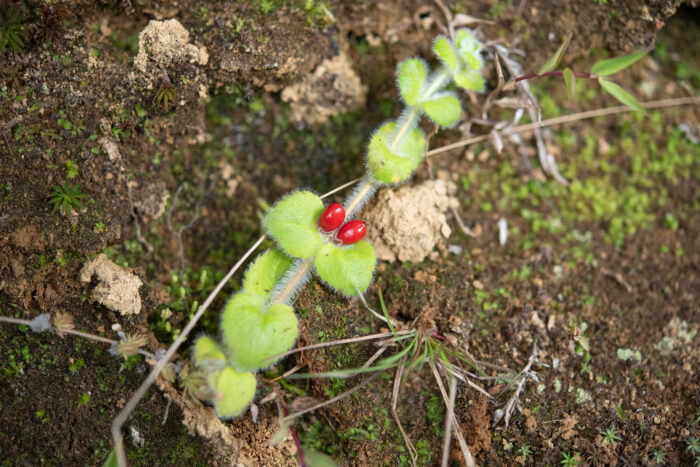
[561,451,582,466]
[601,425,622,447]
[0,4,26,54]
[49,182,87,214]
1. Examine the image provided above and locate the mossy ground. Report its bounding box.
[1,0,698,465]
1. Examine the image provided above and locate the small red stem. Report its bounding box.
[282,405,306,467]
[515,71,593,82]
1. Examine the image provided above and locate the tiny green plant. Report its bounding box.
[65,160,79,179]
[650,449,667,464]
[49,182,87,215]
[77,392,92,406]
[518,444,532,461]
[0,4,26,54]
[560,451,582,466]
[601,425,621,447]
[688,436,700,456]
[155,82,177,111]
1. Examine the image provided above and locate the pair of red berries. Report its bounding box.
[318,203,366,245]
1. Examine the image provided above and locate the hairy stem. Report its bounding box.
[0,316,156,360]
[344,177,376,219]
[271,258,313,305]
[389,67,452,152]
[389,107,421,152]
[422,67,453,99]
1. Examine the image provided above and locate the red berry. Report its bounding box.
[318,203,346,232]
[336,220,366,245]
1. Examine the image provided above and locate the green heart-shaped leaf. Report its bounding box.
[221,292,299,371]
[193,335,227,371]
[243,248,293,299]
[454,69,485,92]
[367,122,425,184]
[420,92,461,127]
[397,58,428,106]
[210,365,257,418]
[433,37,457,70]
[262,191,324,259]
[314,240,376,297]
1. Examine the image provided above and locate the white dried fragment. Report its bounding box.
[447,244,463,255]
[498,217,508,246]
[129,426,145,447]
[29,313,52,333]
[80,254,142,316]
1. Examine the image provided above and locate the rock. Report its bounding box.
[134,19,202,73]
[281,53,367,126]
[363,179,458,263]
[80,254,142,316]
[130,180,170,220]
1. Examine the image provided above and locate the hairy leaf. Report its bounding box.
[221,293,299,370]
[433,37,457,70]
[420,92,461,127]
[563,67,576,105]
[454,69,485,92]
[210,366,257,418]
[462,51,483,71]
[591,50,648,76]
[367,122,425,184]
[599,78,645,113]
[397,58,428,106]
[538,32,573,74]
[193,335,227,371]
[314,241,375,296]
[262,191,324,259]
[243,248,293,299]
[455,29,482,70]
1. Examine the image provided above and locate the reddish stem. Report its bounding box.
[515,71,593,82]
[282,405,306,467]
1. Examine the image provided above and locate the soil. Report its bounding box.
[1,0,698,466]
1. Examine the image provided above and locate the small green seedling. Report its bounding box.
[0,5,26,55]
[687,436,700,456]
[650,449,667,464]
[601,425,621,447]
[560,451,582,466]
[49,182,87,215]
[518,444,532,461]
